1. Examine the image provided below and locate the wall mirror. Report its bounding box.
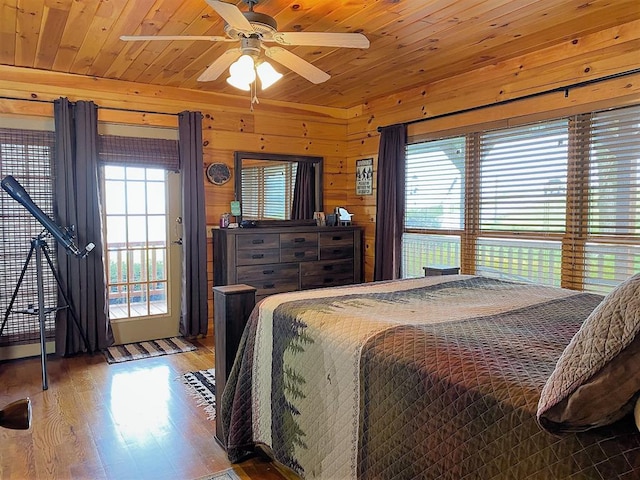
[234,151,323,223]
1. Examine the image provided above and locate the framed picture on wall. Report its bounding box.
[356,158,373,195]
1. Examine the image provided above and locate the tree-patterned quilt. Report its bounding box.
[222,276,640,479]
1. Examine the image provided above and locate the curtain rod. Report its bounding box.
[0,95,178,116]
[376,68,640,132]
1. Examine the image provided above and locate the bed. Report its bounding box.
[221,274,640,479]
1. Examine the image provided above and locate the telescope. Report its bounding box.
[1,175,94,258]
[0,175,94,390]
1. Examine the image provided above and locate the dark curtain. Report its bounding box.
[291,161,315,220]
[178,111,208,336]
[373,124,407,281]
[53,98,112,355]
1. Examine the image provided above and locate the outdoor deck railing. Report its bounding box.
[106,241,167,308]
[402,233,637,294]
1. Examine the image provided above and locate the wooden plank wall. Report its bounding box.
[0,67,349,324]
[344,20,640,282]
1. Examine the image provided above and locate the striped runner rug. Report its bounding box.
[104,337,196,364]
[183,368,216,420]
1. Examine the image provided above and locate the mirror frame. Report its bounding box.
[234,151,323,222]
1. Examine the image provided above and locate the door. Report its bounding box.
[102,165,182,344]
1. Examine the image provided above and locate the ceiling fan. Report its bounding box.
[120,0,370,86]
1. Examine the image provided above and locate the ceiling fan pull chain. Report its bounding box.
[250,81,259,112]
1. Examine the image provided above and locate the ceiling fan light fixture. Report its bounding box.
[226,74,252,91]
[256,61,282,90]
[227,53,256,91]
[229,54,256,80]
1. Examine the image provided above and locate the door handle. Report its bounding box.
[173,217,183,246]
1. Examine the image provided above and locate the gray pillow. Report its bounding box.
[537,273,640,434]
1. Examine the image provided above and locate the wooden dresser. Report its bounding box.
[212,225,363,300]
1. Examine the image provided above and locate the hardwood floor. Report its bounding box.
[0,327,298,480]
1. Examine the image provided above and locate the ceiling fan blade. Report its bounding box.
[206,0,254,33]
[264,47,330,84]
[120,35,232,42]
[197,48,242,82]
[272,32,369,49]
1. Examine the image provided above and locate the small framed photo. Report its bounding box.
[313,211,326,226]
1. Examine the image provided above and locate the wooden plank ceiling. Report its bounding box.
[1,0,639,109]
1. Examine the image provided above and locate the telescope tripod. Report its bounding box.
[0,233,91,390]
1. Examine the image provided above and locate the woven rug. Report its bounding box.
[104,337,196,364]
[183,368,216,420]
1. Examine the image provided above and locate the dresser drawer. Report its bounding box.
[319,231,354,247]
[280,232,319,263]
[281,246,318,262]
[237,263,299,296]
[236,233,280,250]
[320,245,354,260]
[236,248,280,266]
[300,260,354,289]
[280,232,318,249]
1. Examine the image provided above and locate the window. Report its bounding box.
[582,107,640,293]
[475,120,568,286]
[403,104,640,293]
[0,128,57,345]
[403,137,464,277]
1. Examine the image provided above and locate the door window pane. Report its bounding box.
[103,167,168,319]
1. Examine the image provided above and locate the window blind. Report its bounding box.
[99,135,179,171]
[0,128,57,345]
[405,137,465,230]
[241,167,262,218]
[478,120,568,233]
[582,105,640,293]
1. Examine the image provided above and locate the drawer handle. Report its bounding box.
[332,236,342,241]
[324,278,334,283]
[333,249,341,254]
[264,283,275,289]
[323,265,334,271]
[294,252,305,258]
[263,269,275,275]
[294,237,306,243]
[252,239,264,244]
[252,254,264,259]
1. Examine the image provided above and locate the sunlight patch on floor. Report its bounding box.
[110,365,171,443]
